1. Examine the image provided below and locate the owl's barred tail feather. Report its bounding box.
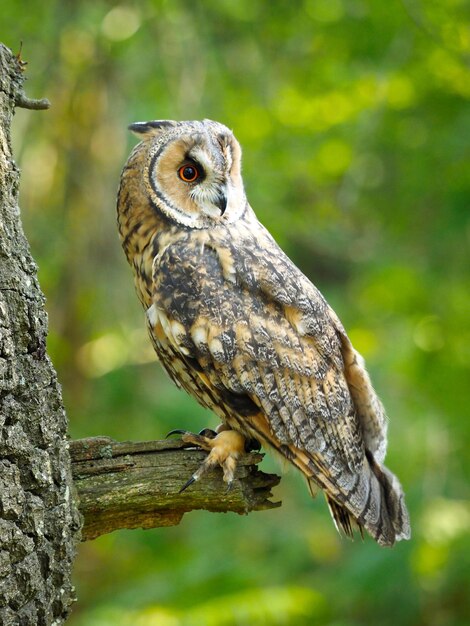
[368,455,411,545]
[318,454,410,547]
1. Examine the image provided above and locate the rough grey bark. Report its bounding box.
[0,45,81,625]
[71,437,280,541]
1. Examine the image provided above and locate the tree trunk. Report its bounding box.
[0,45,81,625]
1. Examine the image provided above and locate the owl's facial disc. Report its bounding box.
[144,121,246,228]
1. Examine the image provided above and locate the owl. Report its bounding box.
[117,119,411,547]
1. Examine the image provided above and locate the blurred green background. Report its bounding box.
[3,1,470,624]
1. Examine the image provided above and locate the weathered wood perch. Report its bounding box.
[70,437,281,541]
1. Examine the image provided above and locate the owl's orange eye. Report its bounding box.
[178,163,201,183]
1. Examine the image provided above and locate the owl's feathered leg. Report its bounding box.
[168,429,246,492]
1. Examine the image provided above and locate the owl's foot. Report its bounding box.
[167,428,247,492]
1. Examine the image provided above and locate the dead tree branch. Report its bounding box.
[70,437,281,541]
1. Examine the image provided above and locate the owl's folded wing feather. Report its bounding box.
[151,229,410,545]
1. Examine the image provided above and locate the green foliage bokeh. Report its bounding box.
[3,1,470,624]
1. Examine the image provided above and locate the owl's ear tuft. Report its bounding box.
[128,120,176,138]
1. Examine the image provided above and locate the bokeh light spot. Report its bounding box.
[386,75,415,110]
[102,6,141,41]
[316,139,352,176]
[413,316,445,352]
[348,327,379,358]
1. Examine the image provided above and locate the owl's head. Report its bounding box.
[128,119,247,228]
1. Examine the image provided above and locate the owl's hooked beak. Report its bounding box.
[215,190,227,215]
[196,185,228,219]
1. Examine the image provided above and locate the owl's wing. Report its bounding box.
[151,225,410,546]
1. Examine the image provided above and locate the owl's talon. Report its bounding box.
[179,475,196,493]
[198,428,217,438]
[166,428,188,438]
[174,429,246,493]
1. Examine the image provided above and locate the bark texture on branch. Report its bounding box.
[70,437,281,541]
[0,44,81,626]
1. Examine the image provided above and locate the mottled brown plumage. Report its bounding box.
[117,119,411,546]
